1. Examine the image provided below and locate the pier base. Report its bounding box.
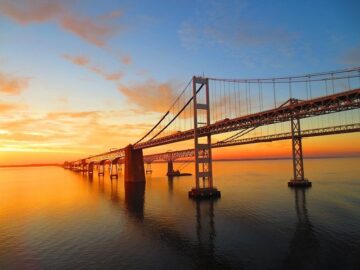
[188,187,221,199]
[288,179,312,188]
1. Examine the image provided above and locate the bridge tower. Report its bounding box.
[288,99,312,187]
[189,77,221,199]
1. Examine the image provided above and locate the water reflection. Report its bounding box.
[167,177,174,195]
[193,199,233,269]
[124,182,145,220]
[1,160,359,269]
[110,179,120,203]
[83,171,323,269]
[85,174,232,269]
[283,188,319,269]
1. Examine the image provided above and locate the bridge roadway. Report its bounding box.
[76,88,360,165]
[68,123,360,171]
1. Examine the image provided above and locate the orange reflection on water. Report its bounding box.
[0,167,100,225]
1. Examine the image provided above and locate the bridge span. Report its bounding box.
[65,67,360,198]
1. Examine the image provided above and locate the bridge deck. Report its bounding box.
[143,123,360,162]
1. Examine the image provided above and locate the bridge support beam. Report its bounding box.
[189,77,220,199]
[288,109,311,188]
[88,163,94,175]
[81,163,87,174]
[124,144,145,182]
[167,161,174,176]
[110,162,118,179]
[145,163,152,174]
[98,163,105,176]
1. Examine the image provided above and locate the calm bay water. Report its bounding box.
[1,158,360,269]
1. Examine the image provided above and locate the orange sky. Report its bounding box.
[1,132,359,165]
[0,0,359,165]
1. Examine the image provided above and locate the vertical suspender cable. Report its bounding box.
[273,79,277,107]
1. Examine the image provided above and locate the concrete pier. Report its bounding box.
[188,187,221,199]
[288,179,312,187]
[124,144,145,182]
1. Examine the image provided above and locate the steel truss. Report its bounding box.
[135,88,360,149]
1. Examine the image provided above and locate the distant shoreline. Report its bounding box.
[0,164,62,168]
[1,155,359,168]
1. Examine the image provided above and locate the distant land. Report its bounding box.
[0,164,62,168]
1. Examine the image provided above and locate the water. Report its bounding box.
[1,158,360,269]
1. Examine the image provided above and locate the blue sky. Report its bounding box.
[0,0,359,163]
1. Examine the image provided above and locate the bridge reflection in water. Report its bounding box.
[283,188,319,269]
[84,172,322,269]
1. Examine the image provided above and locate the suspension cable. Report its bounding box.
[148,84,205,142]
[134,79,192,145]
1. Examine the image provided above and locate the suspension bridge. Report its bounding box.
[64,67,360,198]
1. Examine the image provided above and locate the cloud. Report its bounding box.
[120,55,132,65]
[63,54,123,81]
[46,111,100,120]
[0,0,121,47]
[0,72,29,95]
[0,0,63,24]
[342,44,360,65]
[63,54,89,66]
[118,80,177,113]
[60,13,119,47]
[0,101,22,112]
[0,109,153,156]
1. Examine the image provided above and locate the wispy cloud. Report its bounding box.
[0,101,23,112]
[0,109,152,156]
[178,1,296,58]
[120,55,132,65]
[0,0,121,47]
[118,79,178,113]
[63,54,123,81]
[46,110,100,120]
[0,71,29,95]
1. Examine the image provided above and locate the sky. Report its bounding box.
[0,0,360,165]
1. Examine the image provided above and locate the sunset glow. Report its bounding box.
[0,0,359,165]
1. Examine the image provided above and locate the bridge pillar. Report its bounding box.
[81,163,87,174]
[98,163,105,176]
[110,162,118,179]
[124,144,145,182]
[166,161,174,176]
[288,105,311,188]
[189,77,220,199]
[88,163,94,175]
[145,163,152,174]
[80,159,87,174]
